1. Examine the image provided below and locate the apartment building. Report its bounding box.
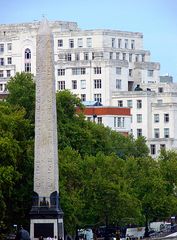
[78,102,131,135]
[0,20,176,155]
[112,81,177,157]
[0,20,160,104]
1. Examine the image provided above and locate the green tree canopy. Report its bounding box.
[2,72,177,237]
[6,72,35,121]
[124,156,177,223]
[0,101,34,234]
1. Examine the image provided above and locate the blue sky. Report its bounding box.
[1,0,177,81]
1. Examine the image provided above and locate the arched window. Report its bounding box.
[25,48,31,59]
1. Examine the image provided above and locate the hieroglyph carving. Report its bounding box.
[34,20,59,197]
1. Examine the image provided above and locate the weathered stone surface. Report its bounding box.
[34,19,59,197]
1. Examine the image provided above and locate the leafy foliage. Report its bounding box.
[1,73,177,237]
[0,101,34,235]
[6,72,35,122]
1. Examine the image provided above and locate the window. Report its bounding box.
[72,80,77,89]
[157,99,163,104]
[58,39,63,47]
[164,113,169,123]
[94,67,101,74]
[125,39,128,49]
[25,48,31,59]
[94,93,102,103]
[122,53,126,61]
[110,52,113,59]
[135,54,139,62]
[154,128,160,138]
[0,58,4,65]
[0,44,4,53]
[81,94,86,102]
[77,38,83,48]
[25,63,31,72]
[7,43,12,51]
[131,40,135,49]
[87,117,91,121]
[160,144,166,150]
[118,100,123,107]
[0,70,3,77]
[137,114,142,123]
[7,70,11,77]
[80,80,86,89]
[69,39,74,48]
[0,83,6,92]
[116,52,120,60]
[112,38,115,48]
[129,54,132,62]
[154,114,159,123]
[164,128,169,138]
[129,69,133,77]
[116,67,121,75]
[118,39,122,48]
[72,68,86,75]
[58,81,65,90]
[137,100,142,109]
[137,129,142,137]
[75,53,80,61]
[148,70,154,77]
[86,38,92,47]
[127,100,132,108]
[97,117,102,125]
[84,52,89,60]
[7,57,12,64]
[116,79,121,89]
[150,144,156,155]
[114,117,125,128]
[94,79,102,89]
[58,69,65,76]
[92,52,95,60]
[158,87,163,93]
[66,53,72,61]
[142,54,145,62]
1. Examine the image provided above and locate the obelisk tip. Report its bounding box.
[38,18,51,35]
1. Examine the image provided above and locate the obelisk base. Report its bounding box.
[30,210,64,240]
[30,192,64,240]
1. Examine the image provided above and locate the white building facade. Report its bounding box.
[112,82,177,157]
[78,105,131,136]
[0,20,176,156]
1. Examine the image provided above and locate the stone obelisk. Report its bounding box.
[30,19,64,240]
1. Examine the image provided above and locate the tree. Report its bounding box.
[0,166,21,238]
[57,90,149,159]
[2,77,161,235]
[124,156,177,226]
[59,147,85,234]
[59,148,143,234]
[0,101,34,231]
[80,153,142,227]
[6,72,35,122]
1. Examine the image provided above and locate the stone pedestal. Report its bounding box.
[30,212,64,239]
[30,192,64,239]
